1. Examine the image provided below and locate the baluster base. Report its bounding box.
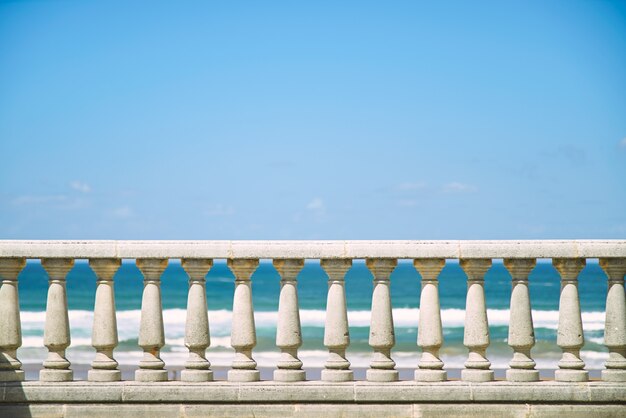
[461,369,494,382]
[506,369,539,382]
[135,369,168,382]
[228,369,260,382]
[321,369,353,382]
[274,369,306,382]
[40,369,73,382]
[0,370,25,382]
[88,369,121,382]
[181,369,214,382]
[414,369,447,382]
[366,369,398,382]
[555,369,588,382]
[601,369,626,382]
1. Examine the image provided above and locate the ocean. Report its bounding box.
[16,259,609,371]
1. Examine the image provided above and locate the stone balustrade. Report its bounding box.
[0,240,625,417]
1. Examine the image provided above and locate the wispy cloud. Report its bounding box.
[70,180,91,193]
[620,137,626,149]
[306,197,325,213]
[11,194,89,210]
[297,197,327,223]
[442,182,477,193]
[393,181,427,192]
[204,204,234,217]
[397,199,419,207]
[110,206,133,219]
[11,195,68,205]
[10,181,93,210]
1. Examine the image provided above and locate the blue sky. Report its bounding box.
[1,0,625,239]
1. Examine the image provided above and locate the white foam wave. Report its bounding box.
[18,307,606,349]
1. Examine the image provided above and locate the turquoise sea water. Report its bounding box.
[16,259,609,369]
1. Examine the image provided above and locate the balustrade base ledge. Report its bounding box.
[1,381,625,405]
[1,402,625,418]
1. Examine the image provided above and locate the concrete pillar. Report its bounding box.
[0,258,26,382]
[553,258,588,382]
[413,258,446,382]
[227,259,260,382]
[181,258,213,382]
[273,258,305,382]
[88,258,121,382]
[320,259,353,382]
[599,258,626,382]
[503,258,539,382]
[460,258,493,382]
[365,258,398,382]
[135,258,169,382]
[40,258,75,382]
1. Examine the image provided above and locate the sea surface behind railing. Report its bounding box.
[15,259,608,371]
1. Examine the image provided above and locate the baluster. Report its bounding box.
[365,258,398,382]
[181,258,213,382]
[413,258,446,381]
[273,258,306,382]
[320,259,353,382]
[599,258,626,382]
[553,258,588,382]
[503,258,539,382]
[0,258,26,382]
[460,258,493,382]
[135,258,169,382]
[88,258,121,382]
[227,259,260,382]
[40,258,74,382]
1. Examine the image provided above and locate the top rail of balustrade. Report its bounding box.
[0,239,625,259]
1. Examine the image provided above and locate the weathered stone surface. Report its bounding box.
[1,240,625,259]
[228,259,260,382]
[366,259,398,382]
[1,403,625,418]
[88,258,122,382]
[413,404,529,418]
[40,258,74,382]
[1,240,625,417]
[185,404,296,418]
[273,259,305,382]
[320,259,354,382]
[0,258,26,382]
[460,259,493,382]
[553,258,588,382]
[180,258,213,382]
[135,258,168,382]
[413,258,446,381]
[2,381,625,404]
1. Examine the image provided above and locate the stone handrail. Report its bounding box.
[1,239,625,390]
[1,239,625,259]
